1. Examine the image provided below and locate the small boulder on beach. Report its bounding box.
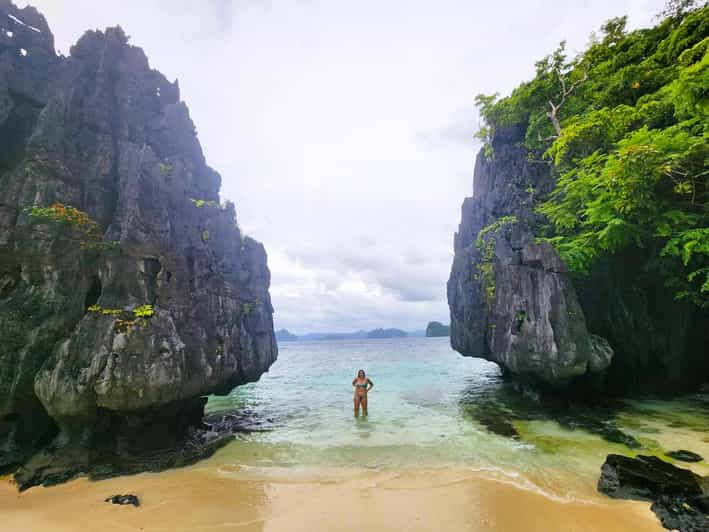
[105,494,140,507]
[598,454,708,531]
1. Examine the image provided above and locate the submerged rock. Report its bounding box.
[667,450,704,463]
[598,454,709,531]
[461,380,641,448]
[0,0,276,486]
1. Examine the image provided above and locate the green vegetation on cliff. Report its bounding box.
[475,2,709,307]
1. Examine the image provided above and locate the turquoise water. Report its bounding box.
[207,337,709,494]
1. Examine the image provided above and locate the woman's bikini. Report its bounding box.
[355,380,369,397]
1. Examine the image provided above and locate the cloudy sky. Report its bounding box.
[20,0,665,333]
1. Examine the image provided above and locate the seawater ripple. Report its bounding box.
[206,337,709,488]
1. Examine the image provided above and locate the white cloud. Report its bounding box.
[20,0,666,333]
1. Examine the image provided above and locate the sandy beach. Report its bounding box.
[0,464,662,532]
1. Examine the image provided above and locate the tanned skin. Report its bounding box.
[352,369,373,416]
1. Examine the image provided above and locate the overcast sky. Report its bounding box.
[19,0,665,333]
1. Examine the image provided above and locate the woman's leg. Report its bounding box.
[362,396,368,416]
[354,395,360,416]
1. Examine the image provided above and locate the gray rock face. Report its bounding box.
[448,123,709,395]
[447,129,612,388]
[574,249,709,394]
[0,0,276,476]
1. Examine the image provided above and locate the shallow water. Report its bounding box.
[207,337,709,496]
[4,337,702,531]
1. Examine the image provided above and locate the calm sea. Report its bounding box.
[207,337,709,494]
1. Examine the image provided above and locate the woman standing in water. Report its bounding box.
[352,369,373,416]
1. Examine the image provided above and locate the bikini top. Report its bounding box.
[355,379,371,389]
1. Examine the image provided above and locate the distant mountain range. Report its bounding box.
[275,328,427,342]
[367,328,407,339]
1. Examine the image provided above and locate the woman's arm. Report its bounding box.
[367,378,373,391]
[352,378,357,387]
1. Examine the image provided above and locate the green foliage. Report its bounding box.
[190,198,217,208]
[133,304,154,318]
[475,216,518,303]
[87,304,122,316]
[242,298,262,317]
[26,203,103,243]
[87,304,155,333]
[25,202,120,252]
[158,162,172,175]
[477,4,709,306]
[473,93,499,158]
[476,215,519,250]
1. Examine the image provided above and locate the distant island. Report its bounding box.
[367,328,407,339]
[275,329,298,342]
[425,322,450,337]
[275,328,421,342]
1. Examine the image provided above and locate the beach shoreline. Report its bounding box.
[0,464,663,532]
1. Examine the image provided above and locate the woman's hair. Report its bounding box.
[357,369,365,377]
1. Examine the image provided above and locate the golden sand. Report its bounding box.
[0,463,662,532]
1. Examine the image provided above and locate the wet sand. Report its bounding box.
[0,465,662,532]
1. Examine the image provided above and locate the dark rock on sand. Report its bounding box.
[105,494,140,507]
[13,406,273,491]
[598,454,709,531]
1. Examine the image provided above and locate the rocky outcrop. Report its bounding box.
[448,123,709,394]
[598,454,709,531]
[275,328,298,342]
[447,128,613,389]
[425,321,449,337]
[0,0,276,484]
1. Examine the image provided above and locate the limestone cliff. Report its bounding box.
[0,0,277,484]
[448,127,612,390]
[448,125,709,394]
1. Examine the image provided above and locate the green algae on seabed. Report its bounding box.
[613,412,661,433]
[460,403,521,439]
[513,419,632,457]
[512,400,709,475]
[620,398,709,433]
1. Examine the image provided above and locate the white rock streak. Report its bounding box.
[7,13,42,33]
